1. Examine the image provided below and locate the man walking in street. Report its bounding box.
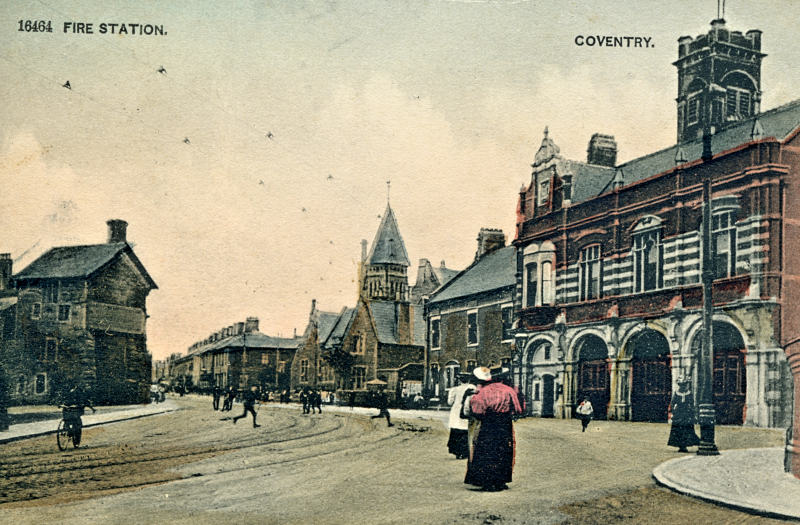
[370,388,394,427]
[212,386,221,411]
[233,386,261,428]
[464,367,522,492]
[576,397,594,433]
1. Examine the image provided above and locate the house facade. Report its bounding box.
[512,19,797,432]
[1,220,157,405]
[425,229,515,405]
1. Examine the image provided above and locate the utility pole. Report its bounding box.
[697,128,720,456]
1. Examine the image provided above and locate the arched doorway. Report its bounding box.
[628,330,671,422]
[575,335,610,419]
[541,375,555,417]
[691,321,747,425]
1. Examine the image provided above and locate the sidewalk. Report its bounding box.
[0,399,179,445]
[653,447,800,520]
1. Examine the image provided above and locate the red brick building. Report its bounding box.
[512,19,797,437]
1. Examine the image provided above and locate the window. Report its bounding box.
[544,345,551,361]
[579,245,602,301]
[541,261,553,304]
[633,230,663,292]
[351,333,364,354]
[352,366,366,389]
[687,94,700,124]
[538,179,550,205]
[44,338,57,362]
[525,262,538,307]
[35,373,47,394]
[430,318,441,349]
[17,376,25,394]
[57,304,70,322]
[261,353,269,365]
[534,382,540,401]
[727,88,752,118]
[430,363,440,396]
[501,306,513,341]
[278,361,286,373]
[31,302,41,319]
[467,311,478,346]
[712,212,737,279]
[300,359,309,382]
[445,362,460,389]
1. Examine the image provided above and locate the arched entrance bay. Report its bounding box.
[691,321,747,425]
[628,330,671,422]
[575,334,610,419]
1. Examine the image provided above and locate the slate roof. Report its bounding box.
[432,265,460,288]
[188,331,301,356]
[367,205,410,266]
[317,311,341,344]
[367,300,424,346]
[14,242,157,289]
[575,98,800,204]
[322,307,356,349]
[428,245,516,305]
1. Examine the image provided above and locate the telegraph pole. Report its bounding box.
[697,128,720,456]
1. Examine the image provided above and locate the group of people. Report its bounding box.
[212,386,238,412]
[211,385,261,427]
[300,388,323,414]
[447,367,523,492]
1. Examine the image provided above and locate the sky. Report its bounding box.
[2,1,799,360]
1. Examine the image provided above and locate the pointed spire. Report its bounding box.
[366,204,410,267]
[750,117,765,140]
[533,126,561,167]
[613,168,624,190]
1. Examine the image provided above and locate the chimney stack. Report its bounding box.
[245,316,259,333]
[475,228,506,261]
[107,219,128,243]
[586,134,618,167]
[0,253,12,292]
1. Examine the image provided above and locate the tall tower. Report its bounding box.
[674,18,765,143]
[362,204,410,302]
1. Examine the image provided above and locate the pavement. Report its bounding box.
[0,398,179,445]
[653,446,800,520]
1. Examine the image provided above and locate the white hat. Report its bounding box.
[473,366,492,381]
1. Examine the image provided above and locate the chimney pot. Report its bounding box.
[586,133,617,167]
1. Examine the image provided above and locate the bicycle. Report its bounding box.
[57,404,94,450]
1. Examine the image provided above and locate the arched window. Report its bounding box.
[632,218,663,293]
[712,210,737,279]
[523,242,556,307]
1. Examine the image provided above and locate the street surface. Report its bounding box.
[0,396,788,524]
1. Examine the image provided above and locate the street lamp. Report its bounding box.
[697,128,720,456]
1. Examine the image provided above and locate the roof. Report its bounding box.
[429,245,516,305]
[432,265,460,287]
[13,242,157,289]
[367,300,424,346]
[322,307,356,349]
[317,310,341,344]
[0,296,17,312]
[367,205,410,266]
[189,331,301,355]
[575,98,800,204]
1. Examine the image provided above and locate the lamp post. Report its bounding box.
[697,128,720,456]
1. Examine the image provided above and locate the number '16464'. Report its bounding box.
[18,20,53,32]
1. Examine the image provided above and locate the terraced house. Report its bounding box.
[512,18,797,430]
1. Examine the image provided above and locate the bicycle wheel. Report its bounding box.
[56,420,70,451]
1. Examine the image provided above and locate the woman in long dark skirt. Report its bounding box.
[668,376,700,452]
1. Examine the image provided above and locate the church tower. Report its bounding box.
[674,17,765,143]
[361,204,410,302]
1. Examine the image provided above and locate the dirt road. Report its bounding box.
[0,397,787,524]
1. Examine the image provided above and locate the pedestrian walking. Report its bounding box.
[447,374,476,459]
[464,367,522,492]
[311,389,322,414]
[667,376,700,452]
[369,389,393,427]
[212,386,221,411]
[223,386,236,412]
[576,397,594,432]
[233,386,261,427]
[300,388,310,414]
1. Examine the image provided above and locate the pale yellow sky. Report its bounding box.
[2,1,798,359]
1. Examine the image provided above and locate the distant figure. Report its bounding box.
[464,367,522,492]
[233,386,260,428]
[447,374,476,459]
[0,365,9,431]
[223,387,236,411]
[311,389,322,414]
[668,376,700,452]
[59,385,96,447]
[300,389,310,414]
[370,389,393,427]
[212,386,221,411]
[348,391,356,410]
[576,397,594,432]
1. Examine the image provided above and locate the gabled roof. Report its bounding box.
[317,310,341,343]
[13,242,157,289]
[188,331,301,356]
[322,307,356,349]
[366,300,423,347]
[432,265,460,288]
[575,98,800,204]
[429,245,516,305]
[367,205,410,266]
